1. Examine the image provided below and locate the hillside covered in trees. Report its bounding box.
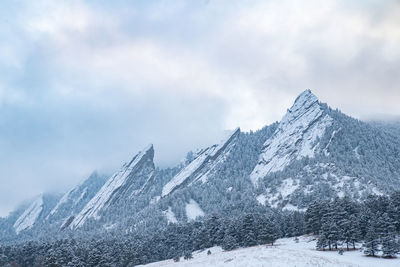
[2,192,400,266]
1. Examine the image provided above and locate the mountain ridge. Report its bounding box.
[70,144,155,229]
[1,89,400,242]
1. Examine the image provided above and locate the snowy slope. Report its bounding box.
[13,195,43,234]
[162,128,240,197]
[185,199,205,221]
[3,89,400,241]
[46,172,107,227]
[49,189,75,218]
[70,145,155,229]
[141,236,399,267]
[250,90,332,185]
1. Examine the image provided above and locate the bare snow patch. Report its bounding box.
[150,196,161,204]
[354,146,361,159]
[185,199,205,221]
[256,194,267,206]
[279,178,299,198]
[104,223,117,231]
[262,178,300,208]
[283,203,305,212]
[372,187,383,196]
[324,128,341,156]
[163,207,178,224]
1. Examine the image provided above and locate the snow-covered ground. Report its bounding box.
[140,236,400,267]
[185,199,205,221]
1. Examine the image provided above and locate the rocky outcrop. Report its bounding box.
[70,145,155,229]
[250,90,332,185]
[161,128,240,197]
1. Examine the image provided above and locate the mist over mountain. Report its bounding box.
[1,90,399,241]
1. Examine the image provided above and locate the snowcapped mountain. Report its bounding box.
[2,89,400,241]
[150,89,400,216]
[46,172,107,229]
[11,194,59,235]
[253,91,400,210]
[250,90,332,185]
[13,195,44,234]
[70,145,155,229]
[162,128,240,197]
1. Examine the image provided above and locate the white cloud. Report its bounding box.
[15,0,400,130]
[0,0,400,216]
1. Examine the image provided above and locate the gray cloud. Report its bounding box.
[0,0,399,216]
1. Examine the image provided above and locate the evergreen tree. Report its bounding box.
[242,214,257,247]
[183,251,193,260]
[259,219,279,245]
[221,235,238,251]
[381,233,399,258]
[316,234,328,251]
[389,191,400,232]
[363,224,380,257]
[341,214,361,250]
[380,213,399,258]
[305,201,328,234]
[320,214,340,250]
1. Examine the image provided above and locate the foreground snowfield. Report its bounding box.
[141,236,400,267]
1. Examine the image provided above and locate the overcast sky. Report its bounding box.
[0,0,399,217]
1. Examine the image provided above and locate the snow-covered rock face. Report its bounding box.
[13,195,44,234]
[161,128,240,197]
[46,172,106,225]
[70,145,155,229]
[250,90,332,185]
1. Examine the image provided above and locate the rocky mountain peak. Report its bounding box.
[161,128,240,197]
[250,90,331,185]
[279,89,321,130]
[70,145,155,229]
[293,89,318,107]
[13,195,44,234]
[126,144,154,169]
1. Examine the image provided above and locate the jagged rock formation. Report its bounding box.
[70,145,155,229]
[46,172,107,229]
[12,194,59,235]
[13,195,43,234]
[254,91,400,210]
[1,89,400,241]
[250,90,332,185]
[162,128,240,197]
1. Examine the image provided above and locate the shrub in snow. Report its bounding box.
[184,251,193,260]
